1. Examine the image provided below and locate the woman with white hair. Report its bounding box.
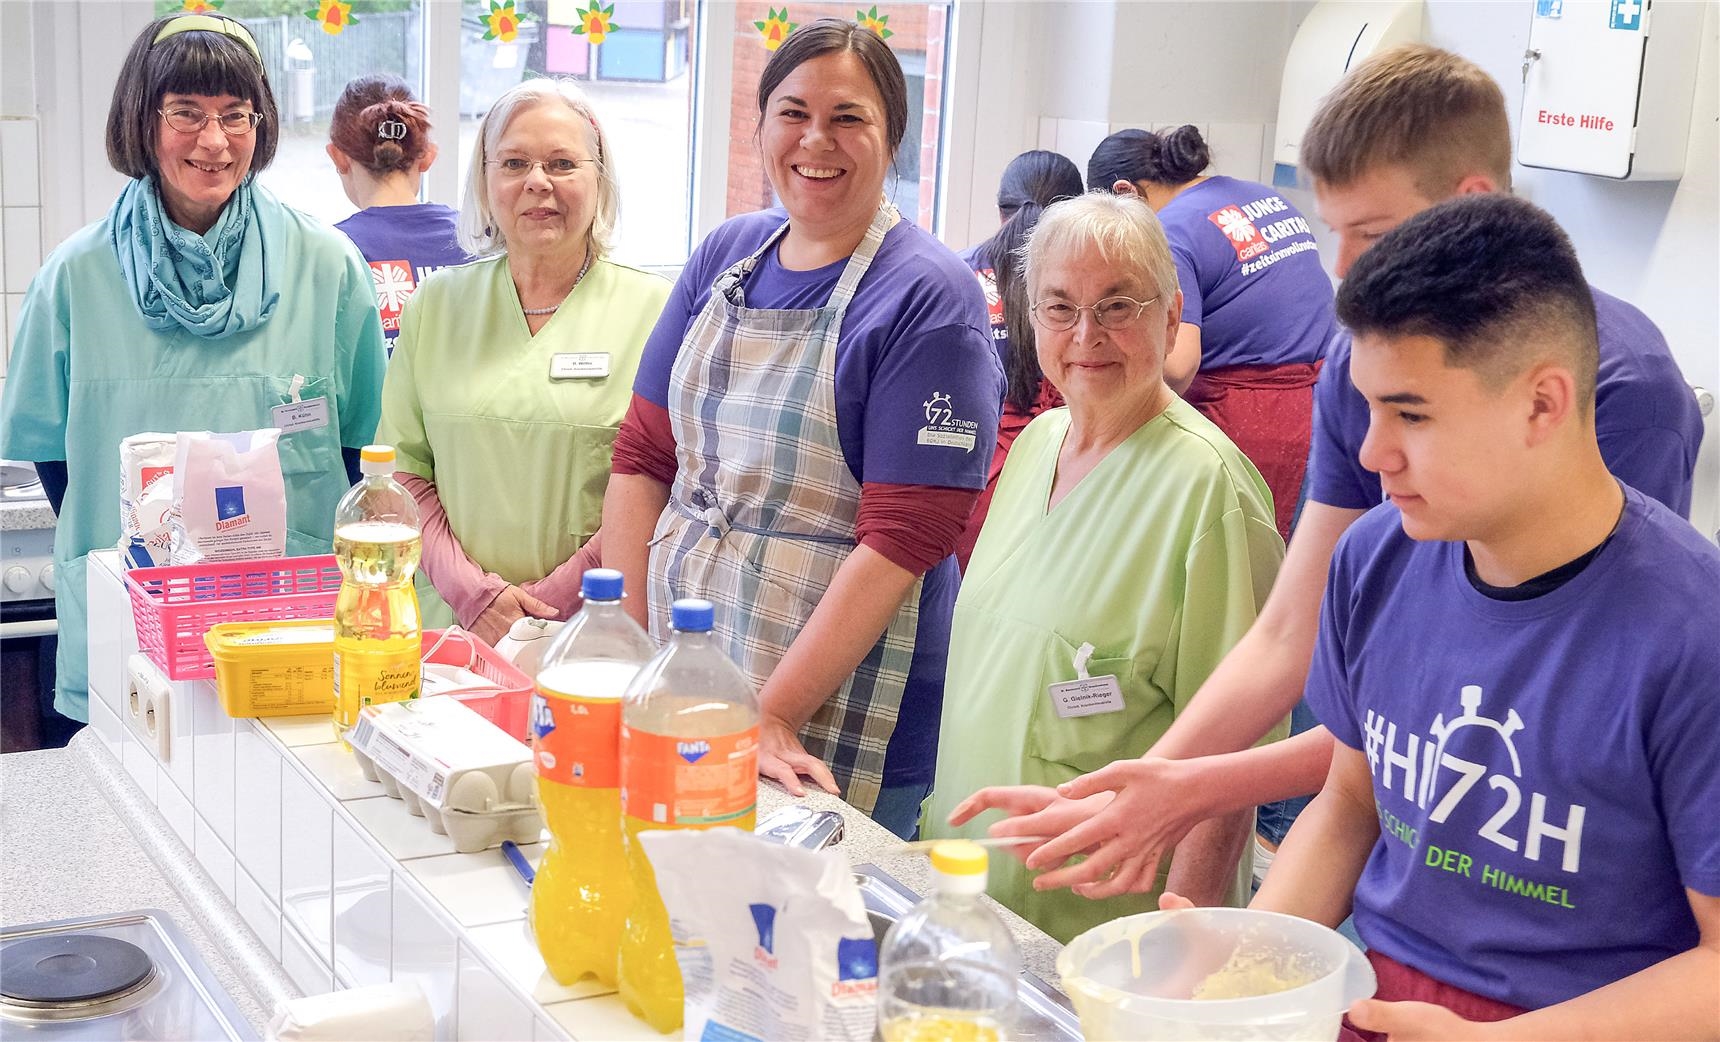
[921,192,1285,942]
[376,78,669,640]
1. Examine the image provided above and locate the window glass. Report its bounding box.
[155,1,427,225]
[456,0,696,266]
[721,3,951,230]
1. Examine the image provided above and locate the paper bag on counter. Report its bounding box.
[118,432,177,568]
[169,429,288,565]
[640,827,878,1042]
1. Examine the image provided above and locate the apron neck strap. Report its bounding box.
[829,200,899,308]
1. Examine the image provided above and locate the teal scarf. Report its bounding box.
[110,176,279,339]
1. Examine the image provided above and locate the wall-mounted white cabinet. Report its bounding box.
[1518,0,1705,179]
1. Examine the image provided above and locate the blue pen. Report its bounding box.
[500,839,535,889]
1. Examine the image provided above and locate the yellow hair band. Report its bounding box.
[152,14,262,62]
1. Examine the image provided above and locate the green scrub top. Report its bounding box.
[0,188,387,721]
[376,254,669,623]
[922,399,1286,943]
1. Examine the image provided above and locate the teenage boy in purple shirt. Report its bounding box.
[949,44,1705,904]
[1256,194,1716,1038]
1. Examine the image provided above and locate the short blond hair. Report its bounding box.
[1024,192,1178,305]
[459,78,619,259]
[1301,44,1511,197]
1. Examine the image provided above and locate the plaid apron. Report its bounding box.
[649,202,921,815]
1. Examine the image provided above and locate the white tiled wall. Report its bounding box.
[85,552,678,1042]
[0,116,42,378]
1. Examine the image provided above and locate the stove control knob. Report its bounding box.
[40,563,55,593]
[4,566,30,595]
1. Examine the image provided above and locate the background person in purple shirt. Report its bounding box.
[951,45,1707,908]
[1089,125,1337,542]
[327,75,473,345]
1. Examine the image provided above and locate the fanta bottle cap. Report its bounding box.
[929,840,989,894]
[359,444,395,476]
[670,598,714,632]
[581,568,624,602]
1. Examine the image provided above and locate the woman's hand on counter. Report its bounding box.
[470,585,559,645]
[757,712,841,797]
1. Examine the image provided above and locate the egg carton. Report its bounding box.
[347,696,543,854]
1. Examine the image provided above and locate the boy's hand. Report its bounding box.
[947,785,1109,864]
[1022,756,1209,897]
[1347,999,1497,1041]
[1157,891,1195,911]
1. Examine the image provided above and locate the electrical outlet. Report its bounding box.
[125,654,173,763]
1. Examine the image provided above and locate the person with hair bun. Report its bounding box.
[1089,124,1335,543]
[328,75,472,346]
[953,149,1084,571]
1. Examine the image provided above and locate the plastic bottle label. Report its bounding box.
[532,688,622,788]
[621,726,759,826]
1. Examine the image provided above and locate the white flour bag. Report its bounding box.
[169,429,289,565]
[117,432,178,568]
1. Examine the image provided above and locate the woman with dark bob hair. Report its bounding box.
[606,18,1002,838]
[0,13,387,727]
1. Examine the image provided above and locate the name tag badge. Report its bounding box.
[270,396,330,435]
[550,352,610,380]
[1048,675,1125,719]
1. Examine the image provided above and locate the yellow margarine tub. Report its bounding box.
[204,619,336,717]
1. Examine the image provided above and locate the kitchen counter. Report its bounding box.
[0,733,291,1034]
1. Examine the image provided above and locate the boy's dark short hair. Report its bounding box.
[1335,194,1600,407]
[107,15,280,180]
[1301,44,1510,197]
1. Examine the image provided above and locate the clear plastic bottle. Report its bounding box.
[332,445,422,733]
[878,841,1021,1042]
[618,599,759,1034]
[531,569,656,987]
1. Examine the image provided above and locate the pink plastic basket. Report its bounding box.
[425,629,535,741]
[125,555,342,680]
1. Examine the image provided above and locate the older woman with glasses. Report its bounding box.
[375,78,669,642]
[0,13,386,727]
[919,193,1285,943]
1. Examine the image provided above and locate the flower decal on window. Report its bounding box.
[754,7,796,50]
[305,0,357,35]
[180,0,224,12]
[855,5,892,38]
[571,2,616,44]
[482,0,529,42]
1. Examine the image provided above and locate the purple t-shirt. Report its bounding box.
[1155,176,1335,370]
[637,208,1004,786]
[334,203,472,342]
[1305,489,1720,1010]
[1308,287,1702,517]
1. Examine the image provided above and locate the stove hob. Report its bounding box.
[0,910,256,1040]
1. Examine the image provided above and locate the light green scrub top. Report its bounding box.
[922,399,1286,943]
[0,188,387,721]
[376,255,669,625]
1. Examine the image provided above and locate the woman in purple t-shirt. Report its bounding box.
[327,75,472,344]
[1089,125,1336,541]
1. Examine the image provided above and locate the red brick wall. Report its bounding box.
[723,3,944,228]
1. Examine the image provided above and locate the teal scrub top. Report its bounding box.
[922,399,1286,942]
[0,185,387,721]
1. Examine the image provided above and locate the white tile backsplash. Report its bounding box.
[347,793,463,862]
[190,680,236,847]
[2,207,41,294]
[1206,122,1266,184]
[156,766,195,849]
[87,690,123,758]
[0,120,40,208]
[261,714,339,748]
[332,812,394,989]
[234,725,284,900]
[280,760,335,966]
[404,844,539,930]
[162,677,196,801]
[281,920,335,997]
[194,816,237,904]
[85,552,126,715]
[541,994,678,1042]
[119,726,157,804]
[295,741,388,802]
[464,919,610,1007]
[235,866,282,960]
[392,873,460,1041]
[457,942,536,1042]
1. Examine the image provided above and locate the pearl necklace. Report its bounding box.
[521,253,593,316]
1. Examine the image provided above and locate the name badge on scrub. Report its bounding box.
[550,352,610,380]
[1048,641,1125,719]
[270,396,329,434]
